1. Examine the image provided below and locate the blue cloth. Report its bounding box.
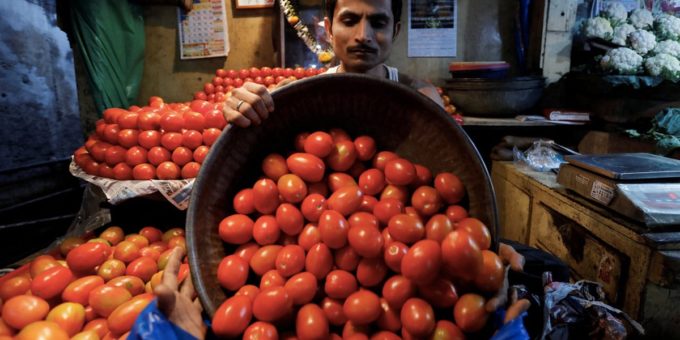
[490,310,530,340]
[128,299,198,340]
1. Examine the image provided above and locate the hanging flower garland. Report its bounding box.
[279,0,335,64]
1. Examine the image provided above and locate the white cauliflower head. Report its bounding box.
[612,23,635,45]
[628,30,657,55]
[655,13,680,40]
[628,9,654,29]
[600,47,643,74]
[644,53,680,81]
[654,39,680,58]
[584,17,613,40]
[601,2,628,25]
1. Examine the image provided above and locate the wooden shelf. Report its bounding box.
[462,116,587,127]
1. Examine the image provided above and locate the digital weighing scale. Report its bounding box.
[557,153,680,227]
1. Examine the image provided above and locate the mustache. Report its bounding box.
[347,45,378,53]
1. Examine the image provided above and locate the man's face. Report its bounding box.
[325,0,400,73]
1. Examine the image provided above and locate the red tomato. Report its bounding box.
[243,321,278,340]
[300,194,326,223]
[125,257,157,282]
[377,298,402,332]
[425,214,454,242]
[283,272,317,305]
[250,245,282,276]
[138,226,162,244]
[334,246,360,271]
[117,129,139,148]
[159,113,184,132]
[62,275,105,305]
[348,224,383,258]
[275,244,305,277]
[161,132,183,151]
[252,287,293,322]
[133,163,156,180]
[183,111,206,131]
[348,211,379,229]
[156,161,181,180]
[253,215,281,245]
[253,178,280,214]
[373,198,404,225]
[353,136,376,161]
[219,214,254,245]
[359,195,378,212]
[297,224,321,251]
[0,275,31,301]
[343,322,370,339]
[318,210,349,249]
[107,276,146,296]
[107,293,153,336]
[2,295,50,329]
[104,145,126,166]
[356,257,388,287]
[358,168,386,196]
[233,188,255,215]
[327,140,357,172]
[453,294,488,333]
[117,113,139,129]
[147,146,171,166]
[171,147,193,166]
[418,278,458,308]
[371,331,401,340]
[262,153,289,181]
[234,243,260,263]
[31,266,75,299]
[343,290,381,325]
[457,217,491,250]
[89,285,132,317]
[324,270,357,299]
[411,186,442,217]
[321,297,347,326]
[139,246,161,261]
[102,124,120,144]
[182,130,203,149]
[293,67,305,79]
[384,158,416,186]
[372,151,399,171]
[327,173,357,192]
[112,163,133,180]
[114,241,140,263]
[382,275,416,309]
[445,205,468,223]
[474,250,504,292]
[193,145,209,164]
[430,320,465,340]
[83,319,109,338]
[286,153,325,182]
[260,269,286,289]
[401,240,441,284]
[89,142,110,162]
[434,172,465,204]
[204,109,227,129]
[15,321,69,340]
[387,214,425,244]
[202,128,221,146]
[305,243,333,279]
[296,304,329,340]
[104,108,127,124]
[412,164,433,187]
[308,181,329,196]
[400,298,435,338]
[441,230,483,281]
[235,285,260,302]
[99,226,124,245]
[276,203,304,235]
[138,112,161,130]
[216,69,228,77]
[384,241,409,273]
[0,318,14,337]
[46,302,86,336]
[304,131,334,157]
[380,184,409,204]
[125,234,149,248]
[277,174,307,204]
[326,186,363,216]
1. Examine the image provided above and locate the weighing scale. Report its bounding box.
[557,153,680,227]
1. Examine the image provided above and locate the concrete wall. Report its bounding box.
[138,0,517,103]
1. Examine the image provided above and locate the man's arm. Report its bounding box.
[398,73,444,107]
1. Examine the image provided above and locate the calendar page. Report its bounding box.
[177,0,229,59]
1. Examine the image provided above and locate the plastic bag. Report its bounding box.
[513,140,565,172]
[128,299,199,340]
[491,310,530,340]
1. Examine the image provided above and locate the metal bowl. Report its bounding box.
[444,76,545,117]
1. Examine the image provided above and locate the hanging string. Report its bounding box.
[279,0,334,64]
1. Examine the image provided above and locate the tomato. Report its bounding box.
[372,151,399,171]
[0,319,14,337]
[400,298,435,338]
[212,295,253,338]
[71,330,100,340]
[387,214,425,244]
[102,124,120,144]
[359,195,378,213]
[125,257,157,282]
[334,246,360,271]
[138,112,161,131]
[233,188,255,215]
[159,113,184,132]
[327,186,363,216]
[104,108,128,124]
[252,287,293,322]
[99,226,124,245]
[353,136,376,161]
[107,293,153,336]
[193,145,209,164]
[413,164,433,187]
[347,225,383,259]
[83,319,109,338]
[137,227,162,244]
[114,241,141,263]
[260,269,286,289]
[275,244,305,277]
[15,321,69,340]
[348,211,379,229]
[384,158,416,186]
[304,131,334,157]
[283,272,317,305]
[294,132,309,151]
[357,257,388,287]
[297,224,321,251]
[429,320,465,340]
[441,230,483,281]
[62,275,105,305]
[0,275,31,301]
[253,178,280,214]
[181,130,202,150]
[324,270,357,299]
[384,241,408,273]
[171,147,193,166]
[89,285,132,317]
[2,295,50,329]
[139,246,161,261]
[296,304,329,340]
[235,285,260,302]
[261,153,289,181]
[167,236,186,252]
[445,205,468,223]
[343,290,381,325]
[327,173,357,192]
[300,194,326,222]
[31,266,74,299]
[98,259,126,281]
[156,161,181,179]
[425,214,454,242]
[106,276,146,296]
[382,275,416,309]
[218,214,254,244]
[97,164,115,178]
[148,241,168,253]
[411,186,442,217]
[373,198,404,225]
[418,278,458,308]
[104,146,126,166]
[113,163,133,180]
[380,184,409,204]
[89,142,110,162]
[318,210,349,249]
[377,298,402,332]
[401,240,441,285]
[474,250,504,292]
[117,113,139,129]
[124,234,149,249]
[434,172,465,204]
[318,297,346,327]
[308,181,329,196]
[453,294,488,333]
[244,321,278,340]
[276,203,304,235]
[46,302,85,336]
[234,243,260,263]
[305,243,333,279]
[147,146,171,166]
[286,153,325,182]
[132,163,156,180]
[358,168,385,196]
[205,109,228,129]
[372,331,401,340]
[253,215,281,245]
[249,245,282,276]
[160,132,183,151]
[343,321,370,339]
[117,129,139,149]
[457,217,491,250]
[327,140,357,172]
[60,236,85,257]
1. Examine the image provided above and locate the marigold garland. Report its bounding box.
[279,0,335,64]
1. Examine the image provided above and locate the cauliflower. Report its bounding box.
[600,2,628,25]
[644,53,680,81]
[654,39,680,58]
[584,17,613,40]
[655,13,680,40]
[628,30,657,55]
[628,9,654,29]
[612,23,635,45]
[600,47,643,74]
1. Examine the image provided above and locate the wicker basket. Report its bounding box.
[186,74,499,317]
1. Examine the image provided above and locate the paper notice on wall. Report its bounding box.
[177,0,229,59]
[407,0,457,57]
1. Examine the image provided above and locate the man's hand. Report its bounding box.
[223,82,275,127]
[486,243,527,314]
[154,247,206,339]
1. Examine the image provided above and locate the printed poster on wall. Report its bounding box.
[407,0,456,57]
[177,0,229,59]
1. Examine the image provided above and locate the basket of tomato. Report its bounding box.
[186,74,500,338]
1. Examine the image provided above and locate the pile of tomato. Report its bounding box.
[73,97,227,180]
[0,225,187,339]
[211,129,503,339]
